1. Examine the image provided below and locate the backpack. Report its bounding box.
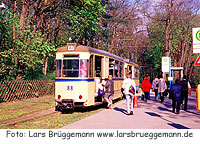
[156,83,159,88]
[155,80,159,87]
[181,80,188,92]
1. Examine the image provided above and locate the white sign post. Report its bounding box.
[162,57,170,72]
[193,27,200,53]
[0,3,5,8]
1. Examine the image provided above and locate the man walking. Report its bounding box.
[170,79,182,114]
[152,76,159,100]
[104,75,114,109]
[158,75,167,103]
[181,75,192,110]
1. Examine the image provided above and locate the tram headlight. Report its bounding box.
[58,95,61,99]
[79,95,83,99]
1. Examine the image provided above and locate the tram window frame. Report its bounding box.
[63,54,79,58]
[63,59,79,77]
[95,55,102,77]
[55,60,62,77]
[89,55,94,78]
[119,62,123,78]
[109,58,115,77]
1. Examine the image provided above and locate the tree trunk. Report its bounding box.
[11,0,17,73]
[42,57,48,75]
[185,45,193,75]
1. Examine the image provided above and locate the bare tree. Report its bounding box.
[105,0,147,64]
[142,0,200,79]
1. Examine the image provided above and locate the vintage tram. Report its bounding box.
[55,43,139,111]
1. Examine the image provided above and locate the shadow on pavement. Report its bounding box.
[145,112,189,129]
[185,110,200,116]
[163,100,172,108]
[113,107,127,115]
[146,112,161,117]
[157,106,172,112]
[167,123,189,129]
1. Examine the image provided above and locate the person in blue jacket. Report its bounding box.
[170,79,182,114]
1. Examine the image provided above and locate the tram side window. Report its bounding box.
[114,65,119,77]
[95,56,102,77]
[114,61,123,78]
[56,60,61,77]
[80,59,88,78]
[114,60,119,77]
[63,60,79,77]
[135,68,139,78]
[128,66,132,77]
[119,63,123,77]
[109,58,114,77]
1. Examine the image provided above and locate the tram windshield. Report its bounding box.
[63,59,79,77]
[80,59,88,77]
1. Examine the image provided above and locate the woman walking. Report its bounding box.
[122,74,136,115]
[141,75,152,102]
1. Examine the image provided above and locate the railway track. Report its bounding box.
[0,108,58,127]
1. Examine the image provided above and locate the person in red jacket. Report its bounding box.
[141,75,153,102]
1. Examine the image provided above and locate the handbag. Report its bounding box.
[98,89,105,96]
[163,89,168,96]
[141,93,144,100]
[134,95,138,107]
[129,85,135,94]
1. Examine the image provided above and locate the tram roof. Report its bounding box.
[57,43,139,67]
[57,44,124,60]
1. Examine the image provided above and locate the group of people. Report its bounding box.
[98,74,191,116]
[141,74,191,114]
[97,74,136,115]
[169,75,191,114]
[141,75,167,103]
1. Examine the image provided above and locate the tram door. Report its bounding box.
[94,56,104,98]
[95,56,102,77]
[89,54,103,77]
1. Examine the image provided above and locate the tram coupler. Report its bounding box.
[55,99,74,111]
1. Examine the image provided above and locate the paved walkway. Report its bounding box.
[62,91,200,129]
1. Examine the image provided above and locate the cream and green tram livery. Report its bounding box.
[55,43,140,111]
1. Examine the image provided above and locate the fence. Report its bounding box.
[0,80,55,102]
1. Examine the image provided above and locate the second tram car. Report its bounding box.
[55,43,140,111]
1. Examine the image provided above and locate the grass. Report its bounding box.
[0,94,110,129]
[0,94,123,129]
[0,107,104,129]
[0,95,55,122]
[0,106,105,129]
